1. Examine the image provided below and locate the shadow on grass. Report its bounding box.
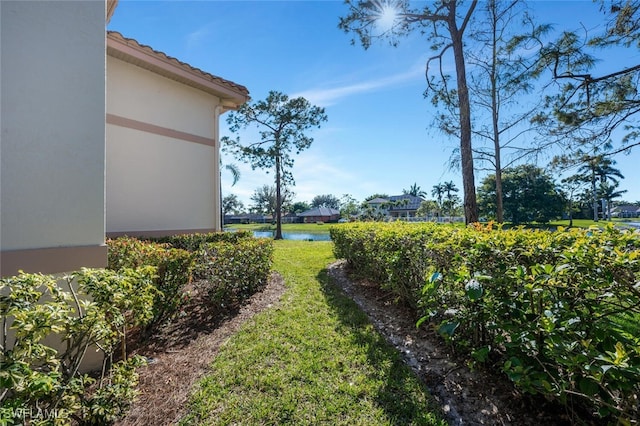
[316,268,444,426]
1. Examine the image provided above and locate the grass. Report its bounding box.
[549,219,619,228]
[180,241,446,425]
[225,222,335,234]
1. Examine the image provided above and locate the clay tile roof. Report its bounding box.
[107,31,249,107]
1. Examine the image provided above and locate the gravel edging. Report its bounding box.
[327,259,572,426]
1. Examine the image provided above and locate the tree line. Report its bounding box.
[224,165,636,226]
[222,1,640,236]
[339,0,640,224]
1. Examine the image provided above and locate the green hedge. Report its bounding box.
[330,222,640,422]
[108,231,272,311]
[196,239,274,305]
[107,237,194,325]
[149,231,254,280]
[149,230,253,252]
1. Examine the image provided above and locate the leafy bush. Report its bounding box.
[1,269,154,424]
[107,237,194,324]
[197,238,274,305]
[149,231,253,280]
[331,222,640,422]
[150,230,253,252]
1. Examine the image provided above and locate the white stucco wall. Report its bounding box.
[108,57,218,139]
[0,1,106,272]
[106,56,222,234]
[106,126,218,232]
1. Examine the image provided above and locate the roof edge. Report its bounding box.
[106,31,250,107]
[106,0,118,24]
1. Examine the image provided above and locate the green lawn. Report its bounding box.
[549,219,619,228]
[225,222,335,234]
[180,241,445,425]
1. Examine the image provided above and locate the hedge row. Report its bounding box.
[1,231,272,424]
[196,239,274,304]
[330,222,640,422]
[148,230,255,280]
[107,231,273,309]
[107,238,194,326]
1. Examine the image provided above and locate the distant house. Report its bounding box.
[282,212,302,224]
[612,205,640,218]
[224,214,271,225]
[387,195,425,218]
[298,207,341,223]
[364,195,424,219]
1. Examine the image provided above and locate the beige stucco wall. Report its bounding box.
[106,56,222,235]
[0,1,107,275]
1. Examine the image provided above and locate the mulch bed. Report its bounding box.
[116,273,286,426]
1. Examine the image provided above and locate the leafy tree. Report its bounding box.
[223,91,327,239]
[339,194,360,219]
[222,194,244,217]
[466,0,551,223]
[250,185,277,217]
[340,0,479,223]
[478,164,564,224]
[571,153,625,220]
[311,194,340,209]
[291,201,311,214]
[402,182,427,198]
[560,175,585,227]
[416,199,439,218]
[250,185,294,218]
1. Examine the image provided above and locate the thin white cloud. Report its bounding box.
[185,25,211,51]
[292,62,424,107]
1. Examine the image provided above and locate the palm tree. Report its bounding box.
[431,184,446,219]
[220,162,241,228]
[577,155,624,221]
[443,181,460,217]
[224,163,241,186]
[599,181,627,220]
[403,182,427,198]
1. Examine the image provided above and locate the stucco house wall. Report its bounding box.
[105,32,249,237]
[0,1,107,277]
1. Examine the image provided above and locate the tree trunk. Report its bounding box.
[274,154,283,240]
[449,9,478,224]
[592,172,598,221]
[489,2,504,224]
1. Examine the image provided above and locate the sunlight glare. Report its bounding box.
[374,1,399,32]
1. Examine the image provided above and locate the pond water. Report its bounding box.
[251,231,331,241]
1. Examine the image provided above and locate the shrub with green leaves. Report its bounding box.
[149,231,253,280]
[150,230,253,252]
[107,237,194,324]
[197,238,274,305]
[1,269,154,424]
[331,222,640,422]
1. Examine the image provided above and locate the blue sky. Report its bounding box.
[108,1,640,208]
